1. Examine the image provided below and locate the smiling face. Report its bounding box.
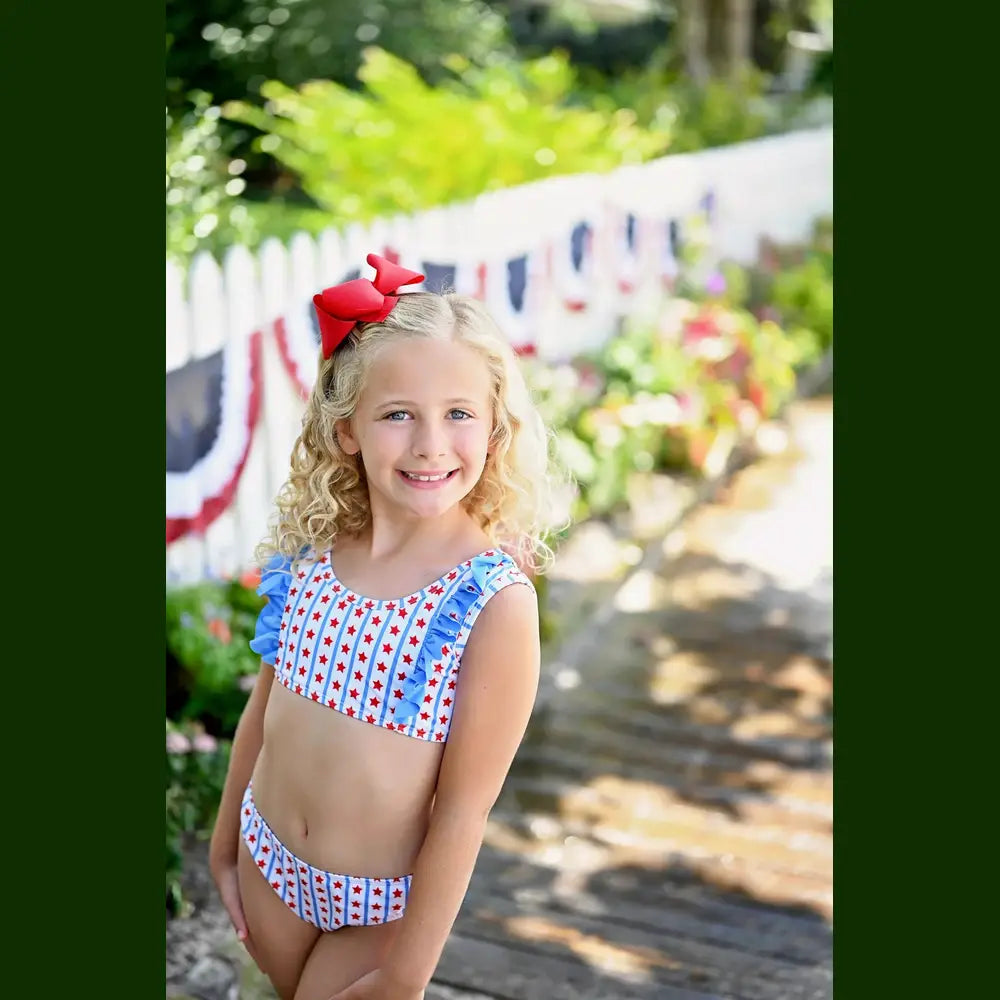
[336,336,495,525]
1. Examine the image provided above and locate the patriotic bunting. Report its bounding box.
[166,331,263,543]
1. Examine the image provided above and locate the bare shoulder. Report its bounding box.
[466,580,540,652]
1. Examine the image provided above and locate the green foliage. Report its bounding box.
[166,92,263,263]
[166,720,231,912]
[166,574,263,735]
[222,48,671,227]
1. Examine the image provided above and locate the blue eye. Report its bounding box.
[448,409,473,420]
[384,410,410,421]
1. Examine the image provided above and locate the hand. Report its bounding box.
[327,968,424,1000]
[210,856,259,963]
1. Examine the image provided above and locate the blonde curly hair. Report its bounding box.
[256,291,565,574]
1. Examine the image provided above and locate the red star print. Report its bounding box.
[332,680,341,691]
[393,688,404,699]
[429,678,438,687]
[331,618,340,628]
[403,654,413,665]
[285,604,292,613]
[366,714,376,724]
[298,571,306,580]
[355,607,365,618]
[434,663,443,673]
[257,859,266,869]
[358,652,367,663]
[306,629,315,639]
[304,590,313,599]
[385,722,394,731]
[436,732,444,741]
[420,711,430,721]
[416,618,426,628]
[448,571,457,580]
[441,645,450,656]
[372,903,382,911]
[311,692,319,701]
[390,625,400,636]
[338,600,347,610]
[398,672,407,681]
[302,647,311,658]
[354,670,363,681]
[372,679,383,691]
[353,885,363,895]
[386,602,396,610]
[349,688,359,699]
[377,661,388,672]
[295,684,303,695]
[327,697,336,707]
[408,596,418,605]
[297,608,305,616]
[298,666,306,677]
[373,887,383,896]
[312,611,321,621]
[448,680,457,690]
[324,637,333,646]
[370,696,380,707]
[416,728,426,738]
[397,607,408,618]
[342,644,351,654]
[439,714,448,724]
[423,695,433,704]
[334,881,343,889]
[409,636,419,647]
[425,601,434,611]
[393,889,403,898]
[347,624,357,636]
[346,707,355,717]
[347,594,357,603]
[321,594,330,604]
[443,697,452,706]
[314,672,324,684]
[365,600,374,609]
[364,633,373,644]
[337,662,346,673]
[313,574,322,583]
[271,881,280,889]
[372,615,381,626]
[319,654,328,665]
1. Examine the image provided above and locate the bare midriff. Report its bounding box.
[250,679,444,878]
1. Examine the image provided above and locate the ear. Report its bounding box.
[335,418,360,456]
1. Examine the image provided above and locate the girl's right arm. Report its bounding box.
[208,661,274,940]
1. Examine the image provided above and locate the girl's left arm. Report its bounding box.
[357,582,541,998]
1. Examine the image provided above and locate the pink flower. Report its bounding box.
[166,730,190,755]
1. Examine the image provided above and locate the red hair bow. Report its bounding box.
[313,253,425,358]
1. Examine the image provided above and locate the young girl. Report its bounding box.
[210,253,561,1000]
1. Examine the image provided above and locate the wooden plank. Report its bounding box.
[448,897,831,1000]
[433,931,727,1000]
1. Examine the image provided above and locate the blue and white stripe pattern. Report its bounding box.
[251,548,534,743]
[241,782,411,930]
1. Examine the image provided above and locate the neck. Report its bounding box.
[361,504,485,563]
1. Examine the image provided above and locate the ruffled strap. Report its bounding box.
[394,551,535,725]
[248,553,294,666]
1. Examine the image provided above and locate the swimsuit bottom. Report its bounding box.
[241,781,413,931]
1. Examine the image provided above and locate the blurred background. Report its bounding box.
[166,2,833,998]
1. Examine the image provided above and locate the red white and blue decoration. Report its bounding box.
[166,331,263,543]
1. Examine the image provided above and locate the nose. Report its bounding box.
[411,418,448,459]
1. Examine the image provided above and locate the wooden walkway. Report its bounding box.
[428,399,833,1000]
[167,399,832,1000]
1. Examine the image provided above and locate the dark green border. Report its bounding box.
[832,4,980,995]
[0,1,162,988]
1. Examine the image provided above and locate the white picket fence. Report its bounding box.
[166,125,832,586]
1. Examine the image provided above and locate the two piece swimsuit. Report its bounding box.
[244,547,533,931]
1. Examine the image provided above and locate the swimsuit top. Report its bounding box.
[250,547,534,744]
